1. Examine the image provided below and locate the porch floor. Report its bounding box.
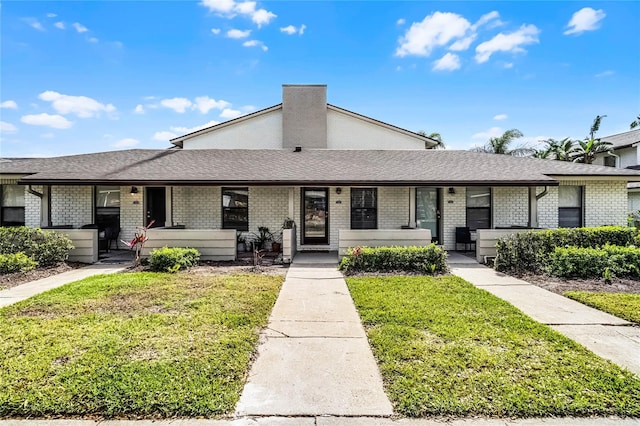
[292,251,339,265]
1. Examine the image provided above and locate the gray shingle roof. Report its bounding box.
[600,129,640,149]
[2,149,640,186]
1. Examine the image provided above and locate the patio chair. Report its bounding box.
[455,227,476,252]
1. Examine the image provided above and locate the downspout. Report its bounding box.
[529,186,548,229]
[27,185,43,198]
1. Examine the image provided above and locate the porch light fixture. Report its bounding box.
[335,187,342,194]
[294,146,302,152]
[448,187,456,195]
[130,186,139,194]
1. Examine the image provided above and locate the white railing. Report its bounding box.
[142,229,236,261]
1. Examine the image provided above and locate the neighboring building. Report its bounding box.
[2,85,640,258]
[593,129,640,212]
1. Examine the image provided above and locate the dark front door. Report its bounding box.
[302,188,329,245]
[146,187,166,228]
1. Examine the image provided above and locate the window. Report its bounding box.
[95,186,120,228]
[466,187,491,231]
[222,187,248,231]
[559,186,583,228]
[604,156,616,168]
[351,188,377,229]
[1,185,25,227]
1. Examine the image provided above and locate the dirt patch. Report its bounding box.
[521,274,640,295]
[186,262,288,277]
[0,262,84,291]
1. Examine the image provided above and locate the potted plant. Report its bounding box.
[250,226,273,251]
[236,232,246,253]
[282,217,295,229]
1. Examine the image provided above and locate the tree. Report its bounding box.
[418,130,446,149]
[631,114,640,129]
[570,115,612,164]
[535,137,575,161]
[471,129,533,156]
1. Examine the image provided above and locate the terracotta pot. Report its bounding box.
[271,242,282,252]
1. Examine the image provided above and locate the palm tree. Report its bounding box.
[418,131,445,149]
[536,137,575,161]
[471,129,533,156]
[631,115,640,129]
[570,115,612,164]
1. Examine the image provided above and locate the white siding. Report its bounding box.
[172,186,220,229]
[181,110,283,150]
[537,186,559,229]
[120,186,144,243]
[492,187,529,228]
[24,185,42,227]
[327,109,425,150]
[441,187,466,251]
[50,186,92,228]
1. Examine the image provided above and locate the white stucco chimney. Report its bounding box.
[282,84,327,149]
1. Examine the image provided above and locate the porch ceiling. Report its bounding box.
[4,148,640,186]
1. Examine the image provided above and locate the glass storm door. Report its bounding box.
[302,188,329,245]
[416,187,440,243]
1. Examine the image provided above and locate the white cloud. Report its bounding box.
[144,96,156,100]
[280,24,306,35]
[595,70,615,78]
[227,28,251,38]
[112,138,139,148]
[47,13,57,18]
[242,39,268,51]
[152,131,178,141]
[471,11,502,30]
[475,24,540,63]
[193,96,231,114]
[25,18,45,31]
[241,105,255,112]
[432,53,461,71]
[211,28,221,34]
[200,0,277,27]
[0,121,18,133]
[493,114,508,121]
[0,100,18,109]
[160,97,193,113]
[88,37,99,43]
[396,18,406,25]
[54,21,65,30]
[134,104,145,114]
[472,126,503,140]
[21,113,73,129]
[38,91,116,118]
[170,120,220,134]
[72,22,88,33]
[564,7,605,35]
[220,108,242,119]
[449,35,476,51]
[504,62,514,69]
[41,132,54,138]
[396,12,471,57]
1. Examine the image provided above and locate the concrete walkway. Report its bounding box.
[0,264,126,308]
[447,252,640,376]
[235,252,393,417]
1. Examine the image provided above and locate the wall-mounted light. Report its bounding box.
[448,187,456,195]
[335,187,342,194]
[130,186,139,194]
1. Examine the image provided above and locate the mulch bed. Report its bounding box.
[0,262,85,291]
[521,274,640,295]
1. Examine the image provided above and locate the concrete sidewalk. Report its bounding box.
[235,254,393,417]
[448,252,640,376]
[0,264,126,308]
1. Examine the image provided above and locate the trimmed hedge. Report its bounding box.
[0,252,37,274]
[494,226,638,275]
[547,245,640,279]
[0,227,73,267]
[149,247,200,273]
[338,245,448,275]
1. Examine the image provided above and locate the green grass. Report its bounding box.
[565,291,640,324]
[0,272,283,418]
[347,275,640,417]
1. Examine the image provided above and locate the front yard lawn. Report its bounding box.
[0,272,283,418]
[565,291,640,324]
[347,276,640,417]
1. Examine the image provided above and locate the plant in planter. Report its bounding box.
[282,217,295,229]
[250,226,273,251]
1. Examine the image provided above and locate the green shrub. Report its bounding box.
[0,227,73,267]
[0,252,37,274]
[339,245,448,275]
[547,244,640,279]
[149,247,200,273]
[494,226,638,275]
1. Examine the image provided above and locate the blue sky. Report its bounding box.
[1,1,639,157]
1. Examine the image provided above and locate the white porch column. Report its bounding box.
[529,187,538,228]
[288,187,295,219]
[409,187,416,227]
